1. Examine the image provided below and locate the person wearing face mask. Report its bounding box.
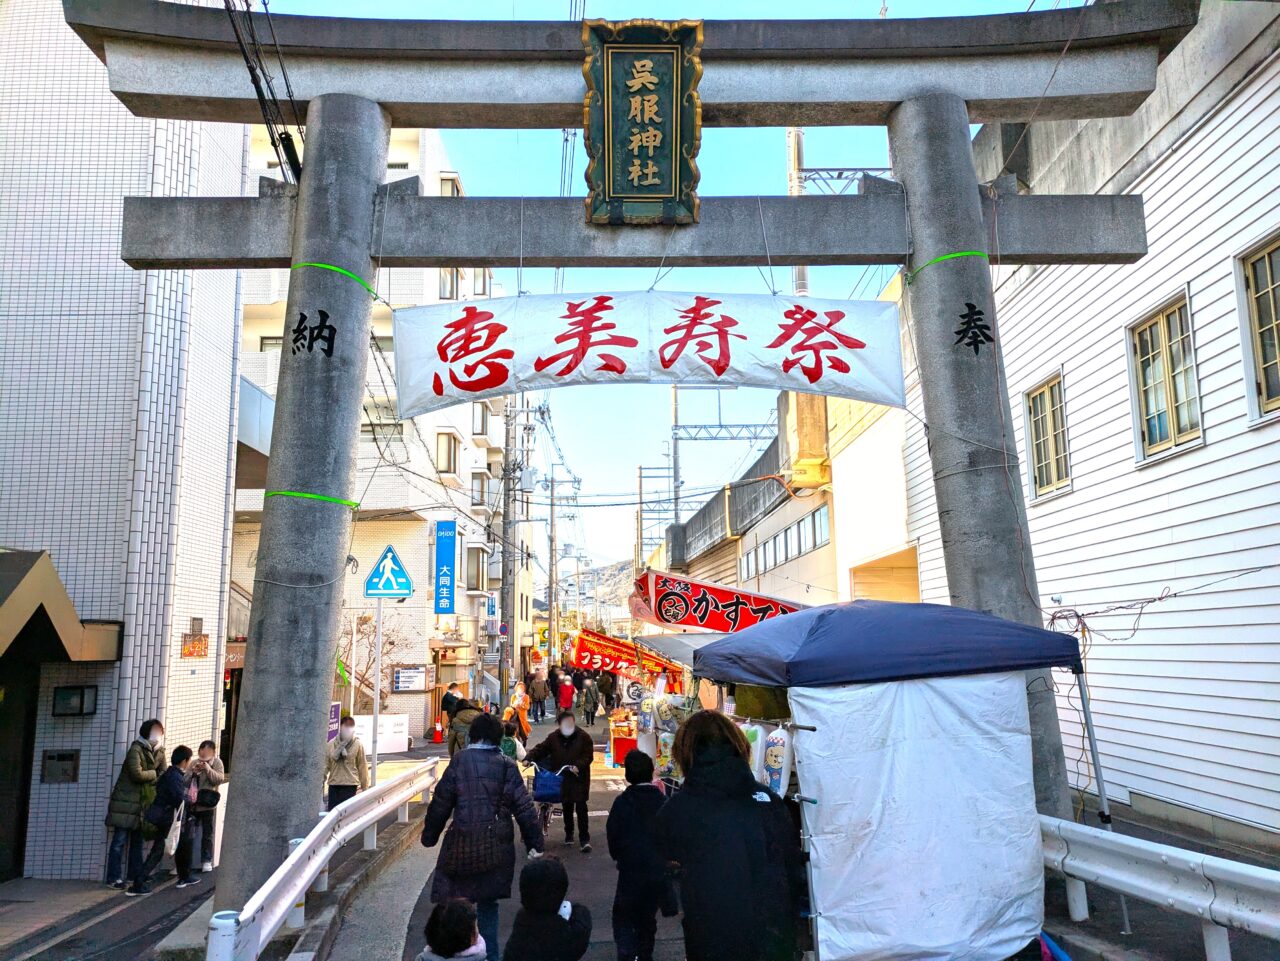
[104,719,168,890]
[326,715,369,810]
[526,711,596,852]
[509,682,532,743]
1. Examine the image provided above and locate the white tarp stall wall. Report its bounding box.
[789,675,1043,961]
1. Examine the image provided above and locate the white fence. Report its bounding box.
[207,759,439,961]
[1041,815,1280,961]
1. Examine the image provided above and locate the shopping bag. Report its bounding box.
[532,767,564,804]
[164,803,185,857]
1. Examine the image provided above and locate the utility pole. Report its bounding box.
[787,128,809,297]
[548,475,558,664]
[216,94,390,912]
[670,387,681,524]
[498,398,519,704]
[887,92,1071,820]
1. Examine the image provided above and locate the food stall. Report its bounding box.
[692,599,1084,961]
[566,627,691,766]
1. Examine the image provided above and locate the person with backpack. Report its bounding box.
[501,721,528,762]
[421,713,545,961]
[130,744,197,896]
[607,750,670,961]
[105,718,167,890]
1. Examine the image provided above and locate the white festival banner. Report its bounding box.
[393,290,904,419]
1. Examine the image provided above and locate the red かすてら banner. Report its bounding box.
[392,290,904,418]
[569,628,684,692]
[632,569,806,634]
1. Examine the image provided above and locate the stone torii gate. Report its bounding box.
[63,0,1196,912]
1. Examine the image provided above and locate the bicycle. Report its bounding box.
[524,763,574,838]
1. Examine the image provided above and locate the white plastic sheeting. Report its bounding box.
[788,673,1043,960]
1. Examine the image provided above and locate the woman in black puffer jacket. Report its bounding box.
[656,710,806,961]
[422,713,545,961]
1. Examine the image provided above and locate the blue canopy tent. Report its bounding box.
[691,599,1082,686]
[691,600,1118,960]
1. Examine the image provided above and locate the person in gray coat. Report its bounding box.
[104,719,167,889]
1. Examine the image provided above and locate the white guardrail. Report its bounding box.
[1041,815,1280,961]
[207,759,440,961]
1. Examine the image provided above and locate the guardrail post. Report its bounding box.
[1065,878,1089,922]
[1201,921,1231,961]
[312,860,329,894]
[363,824,378,850]
[397,801,410,823]
[285,839,306,931]
[207,909,240,961]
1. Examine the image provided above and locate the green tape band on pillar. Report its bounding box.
[905,250,989,285]
[265,490,360,509]
[291,262,379,300]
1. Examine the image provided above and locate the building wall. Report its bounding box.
[736,494,837,607]
[828,408,915,602]
[905,27,1280,837]
[0,0,244,878]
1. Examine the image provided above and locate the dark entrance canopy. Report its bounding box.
[692,600,1081,688]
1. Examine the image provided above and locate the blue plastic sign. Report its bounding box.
[434,521,457,614]
[486,593,497,618]
[365,545,413,598]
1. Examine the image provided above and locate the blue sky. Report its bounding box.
[269,0,1081,569]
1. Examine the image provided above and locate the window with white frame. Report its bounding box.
[1025,376,1070,496]
[471,473,488,507]
[436,432,460,474]
[472,402,490,436]
[466,547,487,592]
[1131,300,1200,456]
[474,268,488,296]
[1244,238,1280,415]
[439,267,458,301]
[440,176,461,198]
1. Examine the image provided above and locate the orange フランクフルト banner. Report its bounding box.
[569,628,683,692]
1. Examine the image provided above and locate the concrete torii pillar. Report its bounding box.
[215,93,391,912]
[888,93,1072,819]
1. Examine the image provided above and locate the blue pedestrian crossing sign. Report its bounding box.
[364,545,413,598]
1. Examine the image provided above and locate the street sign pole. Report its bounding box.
[372,595,381,787]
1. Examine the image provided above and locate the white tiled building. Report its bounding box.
[0,0,244,880]
[833,4,1280,848]
[0,3,533,882]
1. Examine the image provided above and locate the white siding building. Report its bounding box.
[834,4,1280,848]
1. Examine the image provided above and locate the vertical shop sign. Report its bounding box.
[434,520,457,614]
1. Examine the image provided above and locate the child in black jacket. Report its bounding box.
[502,857,591,961]
[606,750,668,961]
